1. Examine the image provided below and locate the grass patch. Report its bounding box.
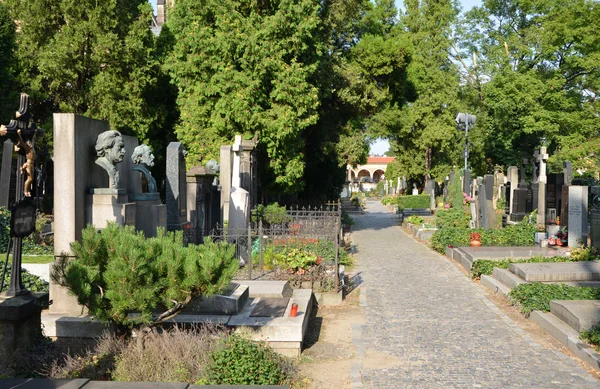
[1,254,54,264]
[470,255,593,279]
[509,283,600,315]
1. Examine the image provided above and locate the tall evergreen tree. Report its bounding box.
[165,0,323,194]
[0,2,18,125]
[392,0,461,183]
[4,0,172,151]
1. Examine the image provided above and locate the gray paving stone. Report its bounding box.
[350,201,600,388]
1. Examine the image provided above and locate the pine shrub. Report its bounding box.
[52,224,238,329]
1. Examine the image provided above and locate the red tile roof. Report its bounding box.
[366,156,395,164]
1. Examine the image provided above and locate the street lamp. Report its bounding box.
[455,113,476,171]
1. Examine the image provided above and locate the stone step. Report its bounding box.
[550,300,600,332]
[492,268,529,289]
[402,208,431,216]
[480,275,512,296]
[509,260,600,282]
[530,311,600,372]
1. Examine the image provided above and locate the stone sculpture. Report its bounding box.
[131,144,157,193]
[94,130,125,188]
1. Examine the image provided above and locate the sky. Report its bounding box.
[147,0,483,156]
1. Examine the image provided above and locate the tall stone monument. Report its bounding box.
[568,186,588,248]
[166,142,189,231]
[52,113,141,315]
[229,135,250,232]
[511,157,529,222]
[535,146,548,226]
[506,166,518,218]
[187,161,217,244]
[484,174,496,228]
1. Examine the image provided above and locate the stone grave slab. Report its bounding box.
[4,378,90,389]
[250,297,290,317]
[236,280,293,298]
[550,300,600,332]
[183,282,248,315]
[510,260,600,282]
[83,382,189,389]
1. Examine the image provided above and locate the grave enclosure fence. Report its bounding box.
[203,203,342,292]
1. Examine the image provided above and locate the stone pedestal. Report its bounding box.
[0,293,42,361]
[86,189,136,229]
[129,193,166,237]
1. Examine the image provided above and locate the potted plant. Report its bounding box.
[470,231,482,247]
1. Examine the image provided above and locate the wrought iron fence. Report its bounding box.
[207,202,342,291]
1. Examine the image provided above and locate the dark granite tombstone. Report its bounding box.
[547,173,564,218]
[484,175,496,228]
[505,184,512,214]
[477,182,490,229]
[525,185,534,213]
[463,169,471,195]
[560,185,569,228]
[591,187,600,250]
[563,161,573,185]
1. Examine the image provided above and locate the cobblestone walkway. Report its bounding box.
[350,201,600,388]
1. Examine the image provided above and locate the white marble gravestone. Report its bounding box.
[568,186,588,248]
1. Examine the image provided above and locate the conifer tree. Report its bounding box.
[392,0,461,183]
[52,224,238,332]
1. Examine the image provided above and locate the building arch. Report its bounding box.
[372,169,385,182]
[357,169,371,180]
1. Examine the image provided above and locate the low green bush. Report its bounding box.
[397,194,430,210]
[430,218,536,253]
[251,203,290,225]
[405,215,424,225]
[430,227,471,252]
[470,255,594,279]
[509,283,600,315]
[1,260,49,293]
[380,195,394,205]
[259,238,352,268]
[580,325,600,352]
[341,210,354,227]
[199,334,292,386]
[435,207,470,228]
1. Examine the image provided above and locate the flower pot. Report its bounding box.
[470,240,482,247]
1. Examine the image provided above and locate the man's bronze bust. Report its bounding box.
[95,130,125,188]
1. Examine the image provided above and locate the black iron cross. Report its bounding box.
[0,94,41,296]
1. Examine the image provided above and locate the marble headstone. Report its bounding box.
[567,186,588,248]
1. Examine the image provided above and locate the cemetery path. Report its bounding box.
[349,200,600,389]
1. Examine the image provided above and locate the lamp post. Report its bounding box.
[455,113,476,170]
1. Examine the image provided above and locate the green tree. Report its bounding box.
[4,0,174,156]
[0,2,18,125]
[391,0,461,185]
[457,0,600,172]
[165,0,323,193]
